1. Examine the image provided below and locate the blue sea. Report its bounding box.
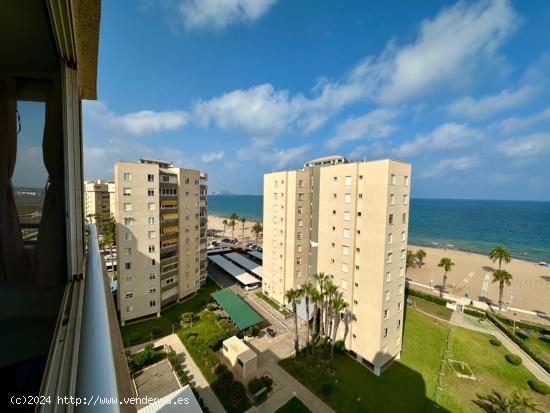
[208,195,550,263]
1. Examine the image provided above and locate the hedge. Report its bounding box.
[505,354,522,365]
[464,306,485,318]
[489,338,502,347]
[528,379,550,395]
[493,314,549,334]
[486,312,550,375]
[405,288,455,306]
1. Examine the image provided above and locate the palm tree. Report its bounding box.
[301,283,315,352]
[324,281,337,339]
[406,250,416,269]
[229,219,236,238]
[102,214,117,278]
[330,297,348,359]
[492,269,513,310]
[313,272,328,336]
[229,212,238,222]
[415,249,427,267]
[310,288,322,340]
[285,288,303,355]
[438,257,454,297]
[489,245,512,271]
[342,308,352,345]
[240,217,246,239]
[474,389,541,413]
[251,222,263,244]
[222,219,228,235]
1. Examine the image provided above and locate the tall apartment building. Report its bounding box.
[263,156,411,375]
[84,179,116,236]
[115,159,208,325]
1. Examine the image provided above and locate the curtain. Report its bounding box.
[32,77,67,289]
[0,78,28,284]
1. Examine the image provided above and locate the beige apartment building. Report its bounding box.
[84,179,116,237]
[115,159,208,325]
[263,156,411,375]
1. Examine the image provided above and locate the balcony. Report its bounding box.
[160,253,179,267]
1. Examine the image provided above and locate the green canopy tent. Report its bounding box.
[211,289,263,330]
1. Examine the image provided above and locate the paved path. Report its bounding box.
[130,334,226,413]
[450,312,550,385]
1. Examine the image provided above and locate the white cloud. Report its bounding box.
[497,133,550,158]
[348,142,386,160]
[201,150,225,163]
[494,106,550,134]
[326,109,398,150]
[447,85,535,119]
[393,123,483,157]
[179,0,277,30]
[266,144,311,169]
[84,101,189,136]
[421,156,479,178]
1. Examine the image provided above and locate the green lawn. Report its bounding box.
[412,297,453,321]
[275,397,312,413]
[255,292,290,316]
[526,333,550,364]
[279,309,550,413]
[120,278,219,346]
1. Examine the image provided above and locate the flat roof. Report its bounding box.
[138,385,202,413]
[225,252,263,279]
[247,250,262,261]
[208,255,259,286]
[211,289,263,330]
[223,336,257,363]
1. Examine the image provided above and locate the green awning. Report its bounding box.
[211,289,263,330]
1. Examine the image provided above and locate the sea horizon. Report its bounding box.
[208,194,550,263]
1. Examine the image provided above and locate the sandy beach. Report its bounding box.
[208,214,262,244]
[407,245,550,320]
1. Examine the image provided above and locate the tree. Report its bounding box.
[438,257,454,297]
[310,288,322,343]
[492,269,513,310]
[406,250,416,270]
[222,219,228,235]
[240,217,246,239]
[285,288,303,355]
[313,272,328,336]
[330,296,348,359]
[229,219,236,238]
[489,245,512,271]
[415,249,427,267]
[324,281,337,339]
[251,222,263,244]
[229,212,238,222]
[342,308,352,346]
[301,283,315,353]
[474,390,541,413]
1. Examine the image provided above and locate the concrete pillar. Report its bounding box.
[396,352,401,360]
[121,320,125,326]
[157,311,161,318]
[374,366,381,376]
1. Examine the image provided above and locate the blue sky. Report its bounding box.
[81,0,550,200]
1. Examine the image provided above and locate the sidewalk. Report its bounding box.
[450,312,550,385]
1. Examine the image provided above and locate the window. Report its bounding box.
[341,279,348,289]
[124,218,134,226]
[384,309,389,319]
[149,272,156,280]
[387,233,393,244]
[342,245,349,256]
[400,249,406,259]
[332,226,336,231]
[344,193,352,203]
[298,219,303,227]
[123,187,132,196]
[357,211,362,217]
[384,328,388,337]
[297,206,303,214]
[149,287,156,294]
[398,285,404,295]
[385,271,391,282]
[387,252,393,264]
[126,305,133,313]
[389,214,394,224]
[385,290,390,301]
[355,265,360,271]
[403,194,408,205]
[125,276,134,285]
[296,270,302,278]
[353,299,358,305]
[356,247,360,253]
[148,231,156,239]
[331,242,335,247]
[298,179,304,188]
[352,334,357,339]
[400,267,405,277]
[359,175,363,180]
[404,176,409,186]
[123,172,131,182]
[124,247,131,255]
[298,193,304,201]
[343,228,350,238]
[297,232,303,240]
[341,263,348,273]
[148,188,155,196]
[148,217,155,225]
[344,176,352,186]
[297,245,303,253]
[297,257,302,265]
[402,213,407,224]
[354,282,359,288]
[357,229,361,235]
[358,193,363,199]
[123,231,132,241]
[390,194,395,205]
[148,245,155,253]
[333,176,337,182]
[185,178,190,184]
[124,203,132,212]
[149,300,156,307]
[332,210,336,215]
[148,174,155,182]
[124,262,131,270]
[391,174,396,185]
[343,211,351,221]
[148,203,155,211]
[333,193,337,199]
[401,231,406,241]
[125,292,133,299]
[397,319,401,329]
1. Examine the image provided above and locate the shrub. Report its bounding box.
[541,329,550,336]
[539,336,550,344]
[180,312,196,324]
[248,377,265,394]
[505,354,522,365]
[528,379,550,395]
[515,331,529,340]
[464,307,485,318]
[206,303,215,311]
[405,288,454,306]
[489,337,502,346]
[214,364,228,375]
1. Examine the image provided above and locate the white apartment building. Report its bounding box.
[115,159,208,325]
[84,179,116,237]
[263,156,411,375]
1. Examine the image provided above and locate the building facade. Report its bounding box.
[263,157,411,374]
[84,179,116,237]
[115,159,208,325]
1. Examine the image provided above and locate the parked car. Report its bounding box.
[222,238,231,243]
